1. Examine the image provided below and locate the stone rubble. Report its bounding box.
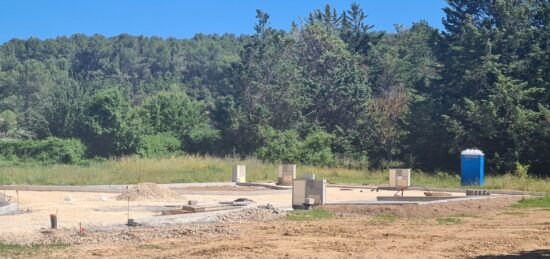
[218,204,287,223]
[34,223,237,245]
[0,193,10,207]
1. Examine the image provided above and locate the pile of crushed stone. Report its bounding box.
[116,183,182,201]
[0,193,10,206]
[6,224,238,245]
[218,204,287,223]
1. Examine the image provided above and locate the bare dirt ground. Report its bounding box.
[176,185,269,192]
[115,183,182,201]
[4,196,548,259]
[0,186,438,243]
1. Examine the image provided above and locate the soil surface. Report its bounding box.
[322,196,520,218]
[0,186,404,244]
[177,185,267,192]
[5,196,548,259]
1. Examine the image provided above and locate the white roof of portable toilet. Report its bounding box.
[461,149,484,156]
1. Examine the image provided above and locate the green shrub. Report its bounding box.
[137,133,182,158]
[139,91,220,154]
[257,128,335,166]
[301,131,334,166]
[0,137,85,164]
[514,162,530,179]
[257,128,302,163]
[0,110,17,133]
[83,88,140,157]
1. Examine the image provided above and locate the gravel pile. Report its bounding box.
[37,224,237,245]
[218,204,287,223]
[116,183,182,201]
[0,193,9,207]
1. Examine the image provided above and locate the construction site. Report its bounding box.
[0,163,548,258]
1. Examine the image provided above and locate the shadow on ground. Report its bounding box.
[475,249,550,258]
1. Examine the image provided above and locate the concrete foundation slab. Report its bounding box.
[236,182,291,190]
[377,196,466,202]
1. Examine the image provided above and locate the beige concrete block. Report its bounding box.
[232,165,246,183]
[278,164,296,186]
[389,168,411,188]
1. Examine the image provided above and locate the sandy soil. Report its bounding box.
[26,196,548,259]
[2,187,546,258]
[176,185,268,192]
[0,187,431,243]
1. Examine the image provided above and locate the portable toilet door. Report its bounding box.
[460,149,485,186]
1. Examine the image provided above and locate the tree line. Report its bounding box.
[0,1,548,176]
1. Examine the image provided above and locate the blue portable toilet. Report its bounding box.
[461,149,485,186]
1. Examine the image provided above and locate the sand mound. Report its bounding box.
[116,183,182,201]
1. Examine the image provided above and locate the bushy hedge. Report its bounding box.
[137,133,183,158]
[0,137,86,164]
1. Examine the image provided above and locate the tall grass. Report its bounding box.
[0,155,548,192]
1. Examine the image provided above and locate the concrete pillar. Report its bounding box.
[292,177,326,209]
[277,164,296,186]
[389,168,411,189]
[232,165,246,183]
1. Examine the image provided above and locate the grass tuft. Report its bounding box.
[287,209,333,221]
[0,243,69,256]
[370,214,399,223]
[511,195,550,208]
[436,217,463,225]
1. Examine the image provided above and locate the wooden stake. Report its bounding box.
[16,189,19,210]
[126,186,130,222]
[50,214,57,229]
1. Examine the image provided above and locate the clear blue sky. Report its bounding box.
[0,0,447,43]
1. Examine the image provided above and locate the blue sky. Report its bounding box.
[0,0,447,43]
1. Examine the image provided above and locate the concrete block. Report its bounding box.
[301,174,316,180]
[389,168,411,188]
[232,165,246,183]
[466,189,490,196]
[304,198,315,205]
[278,164,296,186]
[292,177,326,207]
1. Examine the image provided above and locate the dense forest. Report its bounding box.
[0,0,548,176]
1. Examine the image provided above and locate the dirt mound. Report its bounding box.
[116,183,182,201]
